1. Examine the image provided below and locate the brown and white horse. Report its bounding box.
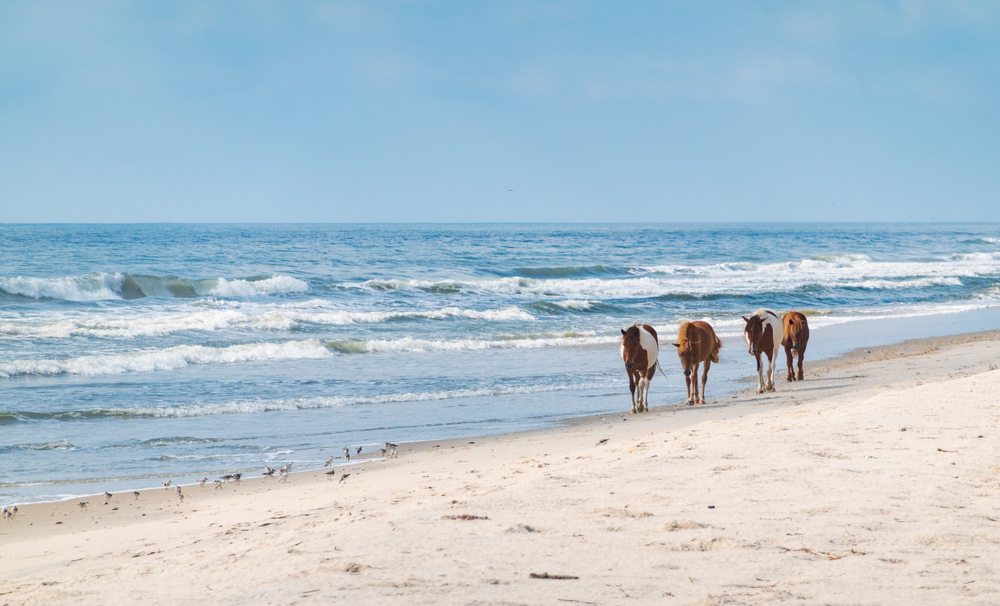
[620,323,659,414]
[742,308,782,394]
[673,321,721,405]
[781,311,810,381]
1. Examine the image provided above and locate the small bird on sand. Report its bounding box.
[2,508,8,521]
[233,473,242,485]
[343,447,350,460]
[175,485,182,496]
[133,491,140,500]
[356,446,362,455]
[379,446,387,456]
[214,480,223,490]
[263,466,275,477]
[78,501,88,510]
[162,480,171,490]
[11,505,17,518]
[278,469,289,483]
[384,442,399,458]
[281,462,293,473]
[324,457,335,467]
[198,477,208,487]
[104,492,113,504]
[177,494,185,502]
[325,469,337,480]
[339,473,350,484]
[220,474,234,483]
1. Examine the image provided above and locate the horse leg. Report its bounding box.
[784,343,795,382]
[637,377,647,413]
[766,350,776,392]
[690,362,701,404]
[684,370,693,404]
[700,360,710,404]
[628,370,637,414]
[756,355,765,394]
[797,344,806,381]
[642,368,654,412]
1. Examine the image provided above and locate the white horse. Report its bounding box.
[620,324,659,413]
[742,308,782,394]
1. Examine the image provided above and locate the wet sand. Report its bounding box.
[2,328,1000,605]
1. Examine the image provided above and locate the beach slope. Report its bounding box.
[2,331,1000,605]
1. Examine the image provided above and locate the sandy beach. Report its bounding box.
[3,329,1000,606]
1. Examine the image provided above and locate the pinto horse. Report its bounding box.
[781,311,810,382]
[743,308,782,394]
[620,323,659,414]
[673,321,721,405]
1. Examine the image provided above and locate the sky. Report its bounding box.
[1,1,999,223]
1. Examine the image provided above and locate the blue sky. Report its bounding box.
[2,1,999,223]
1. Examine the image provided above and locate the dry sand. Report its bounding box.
[2,330,1000,605]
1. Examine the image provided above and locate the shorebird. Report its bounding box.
[162,480,171,490]
[198,477,208,487]
[278,469,288,483]
[339,473,350,485]
[175,485,182,496]
[233,473,242,485]
[214,480,223,490]
[324,457,335,467]
[78,501,88,510]
[177,493,185,502]
[325,469,337,480]
[384,442,399,458]
[220,474,234,483]
[133,491,140,500]
[2,508,8,521]
[263,466,275,477]
[281,462,293,473]
[379,446,387,457]
[104,492,113,504]
[11,505,16,518]
[343,447,350,460]
[356,446,362,455]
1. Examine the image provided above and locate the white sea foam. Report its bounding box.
[348,253,999,299]
[329,334,617,355]
[0,339,332,378]
[552,300,600,310]
[0,273,124,301]
[207,275,309,297]
[0,303,535,341]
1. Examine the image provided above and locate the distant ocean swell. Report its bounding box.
[4,251,997,303]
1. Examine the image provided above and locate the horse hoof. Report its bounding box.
[756,388,764,394]
[698,399,705,404]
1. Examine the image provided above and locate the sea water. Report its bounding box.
[2,223,999,505]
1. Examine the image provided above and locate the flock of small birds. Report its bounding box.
[3,442,406,520]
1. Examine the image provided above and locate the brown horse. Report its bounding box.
[743,308,782,394]
[620,323,659,414]
[781,311,810,381]
[673,321,721,405]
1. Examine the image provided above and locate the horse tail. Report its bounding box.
[710,335,722,363]
[655,360,668,381]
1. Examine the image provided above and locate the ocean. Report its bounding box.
[2,223,999,506]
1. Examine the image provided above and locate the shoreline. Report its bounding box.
[2,325,1000,604]
[5,305,1000,510]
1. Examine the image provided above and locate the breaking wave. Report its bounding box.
[0,340,332,378]
[0,273,308,302]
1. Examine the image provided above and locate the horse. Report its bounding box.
[673,321,721,405]
[781,311,810,381]
[742,308,782,394]
[620,323,659,414]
